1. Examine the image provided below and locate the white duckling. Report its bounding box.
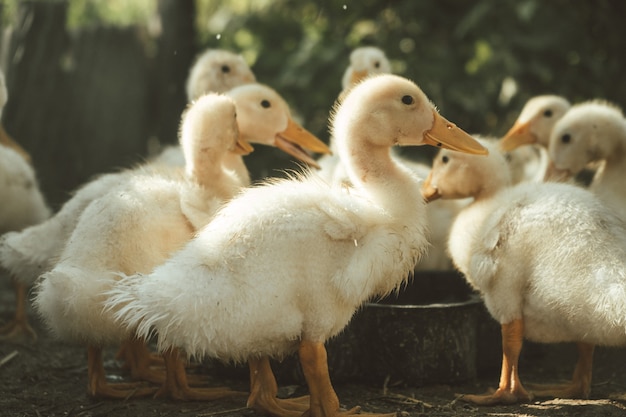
[422,138,626,405]
[0,83,329,335]
[34,93,252,399]
[0,67,50,341]
[0,143,50,340]
[106,74,487,417]
[499,95,571,182]
[547,100,626,220]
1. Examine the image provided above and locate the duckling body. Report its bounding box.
[0,145,50,234]
[423,139,626,404]
[108,74,486,417]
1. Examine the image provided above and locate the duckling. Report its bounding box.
[0,68,50,341]
[422,138,626,405]
[106,74,486,417]
[499,95,571,182]
[547,100,626,220]
[0,144,50,340]
[34,93,252,399]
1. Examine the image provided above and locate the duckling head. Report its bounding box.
[423,138,510,202]
[500,95,570,151]
[186,49,256,102]
[331,74,487,157]
[341,46,392,91]
[548,100,626,176]
[227,83,330,168]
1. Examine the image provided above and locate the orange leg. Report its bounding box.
[154,347,245,401]
[299,340,391,417]
[247,356,310,417]
[0,279,37,341]
[526,342,595,399]
[87,345,157,399]
[115,338,166,383]
[461,319,533,405]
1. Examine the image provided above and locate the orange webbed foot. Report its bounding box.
[0,318,37,342]
[459,386,533,405]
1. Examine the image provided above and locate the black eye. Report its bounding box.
[561,133,571,144]
[374,61,380,68]
[442,155,449,163]
[221,65,231,73]
[261,99,271,108]
[543,109,553,117]
[401,95,414,105]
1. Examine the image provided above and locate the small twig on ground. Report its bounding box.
[0,350,18,368]
[196,407,249,416]
[382,374,391,395]
[379,392,435,409]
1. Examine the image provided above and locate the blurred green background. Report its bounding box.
[1,0,624,208]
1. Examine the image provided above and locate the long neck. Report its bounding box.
[591,151,626,211]
[223,153,251,186]
[342,139,423,219]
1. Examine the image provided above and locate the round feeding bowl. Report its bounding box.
[352,271,482,386]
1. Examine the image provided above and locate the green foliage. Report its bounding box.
[66,0,156,29]
[189,0,625,154]
[5,0,625,177]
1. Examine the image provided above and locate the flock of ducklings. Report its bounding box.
[1,45,625,416]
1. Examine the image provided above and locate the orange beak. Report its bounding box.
[422,110,488,156]
[275,119,331,169]
[349,69,369,86]
[234,138,254,156]
[499,121,536,152]
[420,171,442,203]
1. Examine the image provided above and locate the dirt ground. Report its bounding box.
[1,270,626,417]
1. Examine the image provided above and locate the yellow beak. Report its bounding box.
[423,111,488,155]
[349,69,369,86]
[420,171,442,203]
[499,121,536,152]
[275,118,331,169]
[234,138,254,156]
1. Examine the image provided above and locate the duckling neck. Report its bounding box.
[345,143,423,217]
[223,153,251,186]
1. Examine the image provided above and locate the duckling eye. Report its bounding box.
[221,65,231,73]
[543,109,553,117]
[561,133,571,144]
[374,61,380,68]
[442,155,449,164]
[401,95,414,105]
[261,100,271,108]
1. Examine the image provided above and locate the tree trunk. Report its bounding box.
[151,0,196,149]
